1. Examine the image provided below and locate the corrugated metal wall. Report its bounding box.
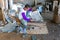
[14,0,45,5]
[37,0,45,4]
[14,0,34,5]
[0,0,46,7]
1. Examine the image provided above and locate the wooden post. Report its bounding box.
[33,0,38,6]
[9,0,13,8]
[53,6,58,23]
[6,0,8,10]
[53,6,60,24]
[58,4,60,23]
[53,0,58,11]
[53,0,60,24]
[1,0,6,25]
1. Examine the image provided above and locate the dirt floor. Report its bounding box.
[0,11,60,40]
[0,32,31,40]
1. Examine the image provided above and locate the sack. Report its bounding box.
[30,11,44,22]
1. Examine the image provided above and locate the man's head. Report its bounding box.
[24,4,30,11]
[37,3,42,5]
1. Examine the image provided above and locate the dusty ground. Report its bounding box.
[0,11,60,40]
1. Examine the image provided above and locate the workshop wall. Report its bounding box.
[14,0,45,5]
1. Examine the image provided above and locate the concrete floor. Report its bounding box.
[0,11,60,40]
[38,11,60,40]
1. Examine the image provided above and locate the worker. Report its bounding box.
[18,4,31,36]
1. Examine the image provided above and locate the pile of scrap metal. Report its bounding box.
[0,22,17,33]
[0,3,25,33]
[0,0,44,33]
